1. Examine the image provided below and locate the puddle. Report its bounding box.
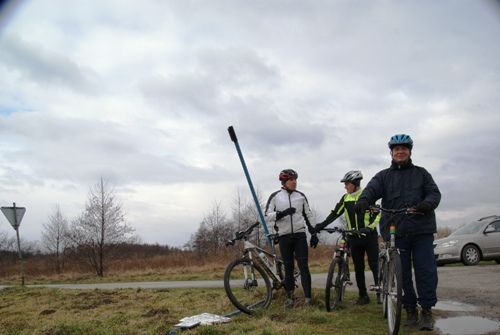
[435,316,500,335]
[435,300,478,312]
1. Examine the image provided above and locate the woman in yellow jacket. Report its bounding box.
[315,170,380,305]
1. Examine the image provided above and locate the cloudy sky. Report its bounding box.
[1,0,499,247]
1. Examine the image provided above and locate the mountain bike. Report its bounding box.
[369,206,421,335]
[224,222,299,314]
[318,227,364,311]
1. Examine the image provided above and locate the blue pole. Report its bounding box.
[228,126,274,250]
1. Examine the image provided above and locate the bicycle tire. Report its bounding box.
[325,257,344,311]
[224,258,272,314]
[378,255,388,318]
[386,252,403,335]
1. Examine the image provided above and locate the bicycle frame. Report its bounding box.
[242,239,284,289]
[226,222,285,289]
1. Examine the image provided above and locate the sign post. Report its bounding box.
[1,203,26,286]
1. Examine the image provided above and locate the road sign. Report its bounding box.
[1,204,26,230]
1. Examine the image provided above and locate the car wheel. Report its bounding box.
[461,244,480,266]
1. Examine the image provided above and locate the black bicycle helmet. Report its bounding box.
[279,169,298,183]
[388,134,413,149]
[340,170,363,183]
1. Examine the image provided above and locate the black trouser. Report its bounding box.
[396,234,438,310]
[278,232,312,298]
[348,232,379,297]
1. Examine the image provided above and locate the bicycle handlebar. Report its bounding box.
[369,205,423,215]
[321,227,366,237]
[225,221,260,246]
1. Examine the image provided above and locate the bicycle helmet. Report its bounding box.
[279,169,298,183]
[340,170,363,183]
[388,134,413,150]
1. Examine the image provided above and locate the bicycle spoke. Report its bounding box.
[224,259,272,314]
[386,255,402,335]
[325,257,344,311]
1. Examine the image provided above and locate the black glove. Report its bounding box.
[354,199,369,215]
[276,207,296,220]
[359,227,372,235]
[415,201,433,214]
[310,233,319,248]
[314,223,326,233]
[307,225,316,235]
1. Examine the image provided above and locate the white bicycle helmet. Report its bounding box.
[340,170,363,183]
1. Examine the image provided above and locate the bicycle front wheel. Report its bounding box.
[325,257,344,311]
[378,255,388,318]
[386,253,403,335]
[224,258,272,314]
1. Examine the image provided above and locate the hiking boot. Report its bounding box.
[404,308,419,327]
[419,308,434,331]
[304,298,312,306]
[355,295,370,305]
[376,293,382,304]
[285,298,294,308]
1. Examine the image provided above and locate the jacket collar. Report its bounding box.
[390,158,414,170]
[281,187,295,194]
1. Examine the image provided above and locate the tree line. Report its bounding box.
[1,178,136,277]
[0,181,270,278]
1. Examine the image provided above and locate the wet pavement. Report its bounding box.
[435,315,500,335]
[435,300,478,312]
[434,300,500,335]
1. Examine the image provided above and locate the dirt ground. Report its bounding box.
[311,263,500,322]
[435,264,500,319]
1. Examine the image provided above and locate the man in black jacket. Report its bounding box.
[354,134,441,331]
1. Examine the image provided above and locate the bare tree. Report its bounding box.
[67,178,135,277]
[189,201,233,256]
[0,230,13,251]
[231,188,266,246]
[41,205,69,273]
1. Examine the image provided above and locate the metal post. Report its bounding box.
[13,202,25,286]
[228,126,274,252]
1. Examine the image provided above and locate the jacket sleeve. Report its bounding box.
[359,171,385,205]
[420,168,441,210]
[264,192,278,223]
[366,207,381,229]
[318,194,346,229]
[301,194,315,231]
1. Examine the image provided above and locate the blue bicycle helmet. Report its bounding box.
[388,134,413,149]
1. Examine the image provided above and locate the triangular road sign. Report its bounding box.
[1,206,26,230]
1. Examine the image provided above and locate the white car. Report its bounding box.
[434,215,500,266]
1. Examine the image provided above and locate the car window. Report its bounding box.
[490,221,500,232]
[452,220,484,235]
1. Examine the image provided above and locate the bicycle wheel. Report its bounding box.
[325,257,344,311]
[224,258,272,314]
[378,255,388,318]
[386,253,403,335]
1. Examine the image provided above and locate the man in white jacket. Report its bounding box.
[265,169,317,307]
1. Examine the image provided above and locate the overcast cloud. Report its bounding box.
[1,0,499,246]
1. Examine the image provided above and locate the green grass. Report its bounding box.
[0,267,228,285]
[0,287,436,335]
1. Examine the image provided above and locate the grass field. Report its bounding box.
[0,286,435,335]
